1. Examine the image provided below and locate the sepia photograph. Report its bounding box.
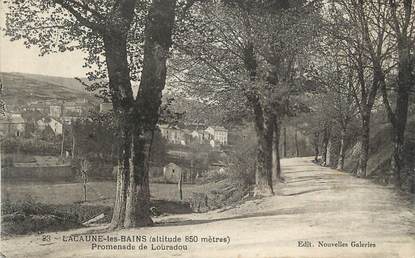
[0,0,414,257]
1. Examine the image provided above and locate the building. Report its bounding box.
[159,124,186,145]
[62,116,79,125]
[0,113,25,137]
[47,118,63,135]
[49,105,62,118]
[25,102,50,114]
[159,123,229,146]
[190,129,211,144]
[190,130,203,143]
[163,162,184,183]
[37,117,63,135]
[205,126,228,145]
[63,102,83,116]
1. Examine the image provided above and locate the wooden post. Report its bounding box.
[83,178,87,202]
[178,169,183,201]
[283,127,287,158]
[190,159,194,184]
[80,159,90,202]
[60,121,65,160]
[60,101,65,161]
[0,141,2,174]
[295,128,300,157]
[72,134,75,159]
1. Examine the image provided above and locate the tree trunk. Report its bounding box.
[326,138,332,167]
[410,172,415,194]
[136,0,177,127]
[283,127,287,158]
[104,27,140,228]
[313,132,319,162]
[273,117,282,181]
[321,125,330,166]
[336,127,346,170]
[242,42,274,196]
[383,0,413,189]
[247,95,274,196]
[357,112,370,177]
[110,125,132,229]
[294,127,299,157]
[254,111,274,196]
[125,0,176,227]
[390,129,405,188]
[106,0,176,229]
[123,131,153,228]
[390,33,411,188]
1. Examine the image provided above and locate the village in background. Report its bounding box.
[1,71,310,191]
[0,72,245,185]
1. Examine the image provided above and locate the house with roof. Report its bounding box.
[158,123,229,146]
[49,105,62,118]
[0,113,25,137]
[63,102,83,116]
[25,102,50,114]
[190,130,207,144]
[159,124,186,145]
[62,116,79,125]
[163,162,184,183]
[36,117,63,135]
[205,126,228,145]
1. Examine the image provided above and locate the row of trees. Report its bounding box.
[307,0,414,189]
[171,0,414,194]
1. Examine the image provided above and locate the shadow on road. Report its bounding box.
[154,206,308,228]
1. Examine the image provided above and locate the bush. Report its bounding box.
[1,196,112,236]
[228,136,257,187]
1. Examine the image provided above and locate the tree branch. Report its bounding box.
[53,0,105,32]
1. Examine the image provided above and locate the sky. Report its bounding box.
[0,5,89,78]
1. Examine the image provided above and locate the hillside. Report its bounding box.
[0,72,98,105]
[16,73,88,92]
[344,116,415,191]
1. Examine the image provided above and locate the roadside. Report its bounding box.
[1,157,414,258]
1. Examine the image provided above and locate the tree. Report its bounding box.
[378,0,414,187]
[171,0,321,196]
[171,0,277,196]
[5,0,178,228]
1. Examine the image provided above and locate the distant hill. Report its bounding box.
[0,72,99,105]
[17,73,88,92]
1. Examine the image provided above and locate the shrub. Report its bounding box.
[1,196,112,236]
[228,136,257,187]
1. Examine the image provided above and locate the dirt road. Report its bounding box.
[2,157,414,258]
